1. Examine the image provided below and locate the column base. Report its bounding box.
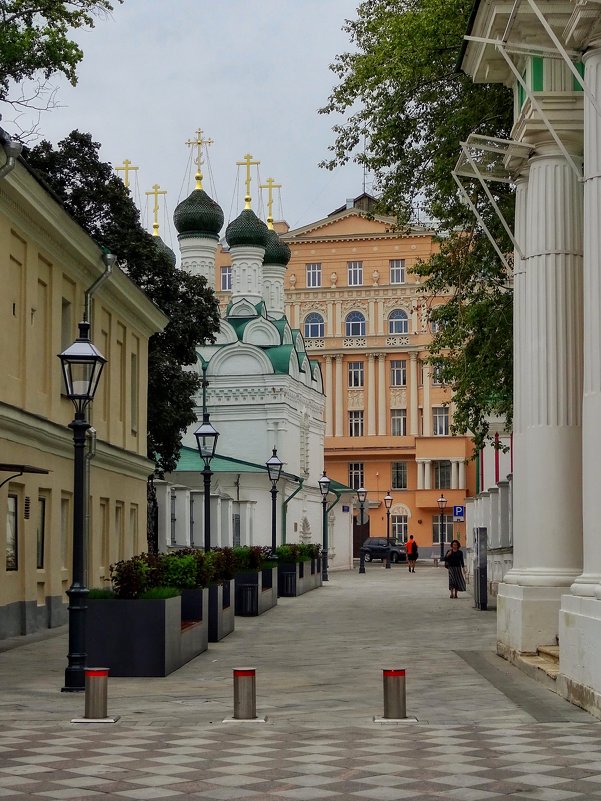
[558,593,601,718]
[497,582,565,653]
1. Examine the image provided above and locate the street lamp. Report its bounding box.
[437,493,448,564]
[194,413,219,552]
[58,320,106,692]
[357,486,367,574]
[266,447,283,559]
[318,471,331,581]
[384,490,393,570]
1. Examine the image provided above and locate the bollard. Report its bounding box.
[233,668,257,720]
[71,667,119,723]
[382,669,406,720]
[359,550,366,574]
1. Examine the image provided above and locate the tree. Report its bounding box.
[26,130,221,473]
[321,0,515,447]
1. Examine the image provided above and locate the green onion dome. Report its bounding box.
[154,235,177,268]
[263,229,291,266]
[173,189,224,240]
[225,208,269,249]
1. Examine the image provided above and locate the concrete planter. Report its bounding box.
[208,580,235,641]
[86,591,208,677]
[234,567,278,616]
[278,559,322,596]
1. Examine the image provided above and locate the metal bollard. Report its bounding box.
[359,550,366,574]
[233,668,257,720]
[382,669,406,719]
[71,667,119,723]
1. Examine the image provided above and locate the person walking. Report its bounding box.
[444,539,466,598]
[406,535,418,573]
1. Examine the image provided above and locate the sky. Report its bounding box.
[3,0,368,248]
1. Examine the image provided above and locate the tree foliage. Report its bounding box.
[321,0,515,447]
[0,1,119,111]
[26,130,221,473]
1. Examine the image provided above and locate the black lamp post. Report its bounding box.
[318,471,331,581]
[384,490,393,569]
[437,493,447,564]
[58,320,106,692]
[357,486,367,574]
[194,414,219,552]
[266,447,283,559]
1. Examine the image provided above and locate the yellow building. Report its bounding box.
[0,133,167,637]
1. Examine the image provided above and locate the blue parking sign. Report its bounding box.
[453,505,465,521]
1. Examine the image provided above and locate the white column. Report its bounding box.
[335,302,342,337]
[262,263,286,318]
[367,353,376,435]
[377,354,386,434]
[423,459,431,490]
[325,355,333,437]
[416,460,424,490]
[409,353,418,435]
[335,355,343,437]
[451,460,459,490]
[422,363,431,436]
[179,236,218,281]
[230,244,265,306]
[499,142,583,654]
[368,300,375,334]
[458,460,466,489]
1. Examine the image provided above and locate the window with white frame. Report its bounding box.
[390,359,407,387]
[220,265,232,291]
[349,410,364,437]
[432,363,444,385]
[306,262,322,288]
[345,311,366,337]
[348,361,364,388]
[390,259,406,284]
[433,406,450,435]
[391,514,408,542]
[392,462,408,490]
[432,513,453,544]
[391,409,407,436]
[388,309,409,334]
[304,312,324,339]
[433,460,452,489]
[347,260,363,286]
[348,462,364,489]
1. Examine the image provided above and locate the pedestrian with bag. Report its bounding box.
[406,535,418,573]
[444,539,466,598]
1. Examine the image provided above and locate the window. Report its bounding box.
[390,259,406,284]
[392,462,408,490]
[349,410,364,437]
[36,497,46,570]
[130,351,139,433]
[433,460,452,489]
[306,263,322,288]
[304,312,324,339]
[6,495,17,571]
[348,463,364,490]
[389,309,409,334]
[391,514,408,542]
[347,260,363,286]
[433,406,450,436]
[345,311,366,337]
[433,514,453,544]
[432,364,444,385]
[220,266,232,291]
[391,409,407,436]
[348,361,364,388]
[390,359,407,387]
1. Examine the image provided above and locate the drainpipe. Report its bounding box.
[84,252,116,322]
[84,428,97,584]
[0,136,23,180]
[281,478,304,544]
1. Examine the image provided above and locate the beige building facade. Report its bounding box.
[0,134,167,637]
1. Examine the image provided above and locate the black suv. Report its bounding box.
[360,537,407,563]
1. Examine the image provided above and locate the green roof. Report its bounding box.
[175,447,300,480]
[264,345,294,373]
[329,478,355,494]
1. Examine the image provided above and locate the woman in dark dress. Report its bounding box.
[444,539,466,598]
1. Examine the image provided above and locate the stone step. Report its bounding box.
[538,644,560,663]
[520,653,560,681]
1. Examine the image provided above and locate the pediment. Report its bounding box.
[285,209,394,240]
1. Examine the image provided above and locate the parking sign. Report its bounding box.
[453,505,465,521]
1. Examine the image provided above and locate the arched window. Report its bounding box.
[389,309,409,335]
[304,312,324,339]
[345,311,366,337]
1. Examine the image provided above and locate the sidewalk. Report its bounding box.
[0,565,600,800]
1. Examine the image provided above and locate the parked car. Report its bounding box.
[360,537,407,563]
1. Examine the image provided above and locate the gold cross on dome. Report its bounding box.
[115,159,139,188]
[259,177,282,230]
[185,128,214,190]
[145,183,167,236]
[236,153,260,209]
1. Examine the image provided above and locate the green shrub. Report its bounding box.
[110,555,152,598]
[210,547,237,582]
[138,586,181,600]
[87,587,116,599]
[159,553,197,588]
[275,543,321,562]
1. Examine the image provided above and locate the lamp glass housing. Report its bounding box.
[266,447,283,483]
[384,492,393,510]
[437,494,447,512]
[318,471,331,497]
[194,414,219,469]
[58,322,106,407]
[357,486,367,504]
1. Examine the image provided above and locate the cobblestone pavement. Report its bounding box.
[0,565,599,800]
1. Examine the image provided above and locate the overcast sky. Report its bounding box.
[4,0,368,247]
